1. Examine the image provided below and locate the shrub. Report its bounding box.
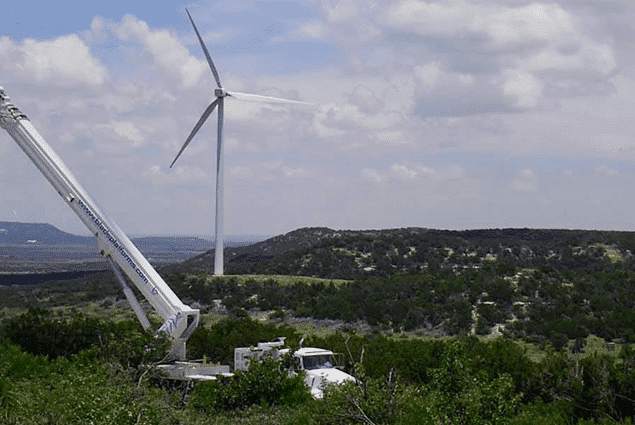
[189,355,310,413]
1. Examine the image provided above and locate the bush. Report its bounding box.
[0,308,106,359]
[189,355,310,412]
[186,316,300,365]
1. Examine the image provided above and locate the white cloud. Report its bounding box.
[313,102,406,145]
[0,34,107,86]
[324,0,359,24]
[282,166,313,178]
[375,130,405,145]
[502,69,544,108]
[110,121,145,147]
[230,166,253,179]
[384,163,467,182]
[512,168,539,192]
[391,163,418,180]
[146,164,208,184]
[348,85,384,113]
[386,1,576,46]
[523,41,617,77]
[595,165,618,176]
[115,15,207,89]
[299,21,328,39]
[362,168,386,183]
[414,62,441,93]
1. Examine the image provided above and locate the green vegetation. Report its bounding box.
[2,312,635,423]
[5,227,635,422]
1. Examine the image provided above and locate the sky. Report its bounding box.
[1,0,635,237]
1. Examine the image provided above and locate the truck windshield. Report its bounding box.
[303,354,333,370]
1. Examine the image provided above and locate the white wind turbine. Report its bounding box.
[170,9,310,276]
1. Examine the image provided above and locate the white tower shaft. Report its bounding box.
[214,97,224,275]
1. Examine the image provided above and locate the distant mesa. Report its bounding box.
[0,221,268,248]
[0,221,94,245]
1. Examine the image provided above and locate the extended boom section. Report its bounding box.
[0,87,198,360]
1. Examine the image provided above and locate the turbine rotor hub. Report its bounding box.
[215,88,228,98]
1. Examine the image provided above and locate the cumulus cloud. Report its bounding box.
[146,164,208,184]
[391,163,419,180]
[502,69,544,108]
[115,15,207,89]
[386,1,576,46]
[324,0,359,24]
[298,21,328,40]
[110,121,145,147]
[362,168,387,183]
[313,0,618,118]
[391,163,467,181]
[512,168,539,192]
[282,166,313,178]
[522,41,616,77]
[595,165,618,176]
[313,102,406,145]
[230,166,253,179]
[0,34,107,86]
[349,85,384,113]
[414,62,441,94]
[361,162,466,183]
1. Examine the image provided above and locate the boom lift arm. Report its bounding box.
[0,87,199,361]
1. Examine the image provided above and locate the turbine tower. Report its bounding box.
[171,9,310,276]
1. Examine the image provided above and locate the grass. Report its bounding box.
[514,335,621,364]
[0,271,627,368]
[205,274,352,287]
[579,334,622,358]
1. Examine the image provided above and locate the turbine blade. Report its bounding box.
[186,8,223,88]
[228,91,313,106]
[170,98,219,168]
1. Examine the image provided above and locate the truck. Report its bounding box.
[235,338,357,398]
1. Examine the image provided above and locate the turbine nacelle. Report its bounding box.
[215,88,228,98]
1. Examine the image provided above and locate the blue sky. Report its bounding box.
[2,0,635,237]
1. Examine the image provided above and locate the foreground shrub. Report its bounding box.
[1,308,106,359]
[189,356,311,413]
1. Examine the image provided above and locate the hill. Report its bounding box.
[166,226,635,279]
[159,226,635,349]
[0,221,94,245]
[0,221,269,273]
[6,224,635,350]
[165,227,336,274]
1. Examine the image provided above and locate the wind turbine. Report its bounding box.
[170,9,310,276]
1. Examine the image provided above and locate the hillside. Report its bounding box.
[4,226,635,423]
[5,224,635,350]
[160,226,635,349]
[167,226,635,279]
[166,227,337,274]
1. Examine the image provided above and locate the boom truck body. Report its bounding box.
[0,86,229,379]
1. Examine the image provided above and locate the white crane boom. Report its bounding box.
[0,87,199,361]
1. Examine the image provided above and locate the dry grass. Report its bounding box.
[205,274,352,287]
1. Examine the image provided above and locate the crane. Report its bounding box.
[0,86,229,379]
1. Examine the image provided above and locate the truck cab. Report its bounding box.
[234,338,356,398]
[293,347,357,398]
